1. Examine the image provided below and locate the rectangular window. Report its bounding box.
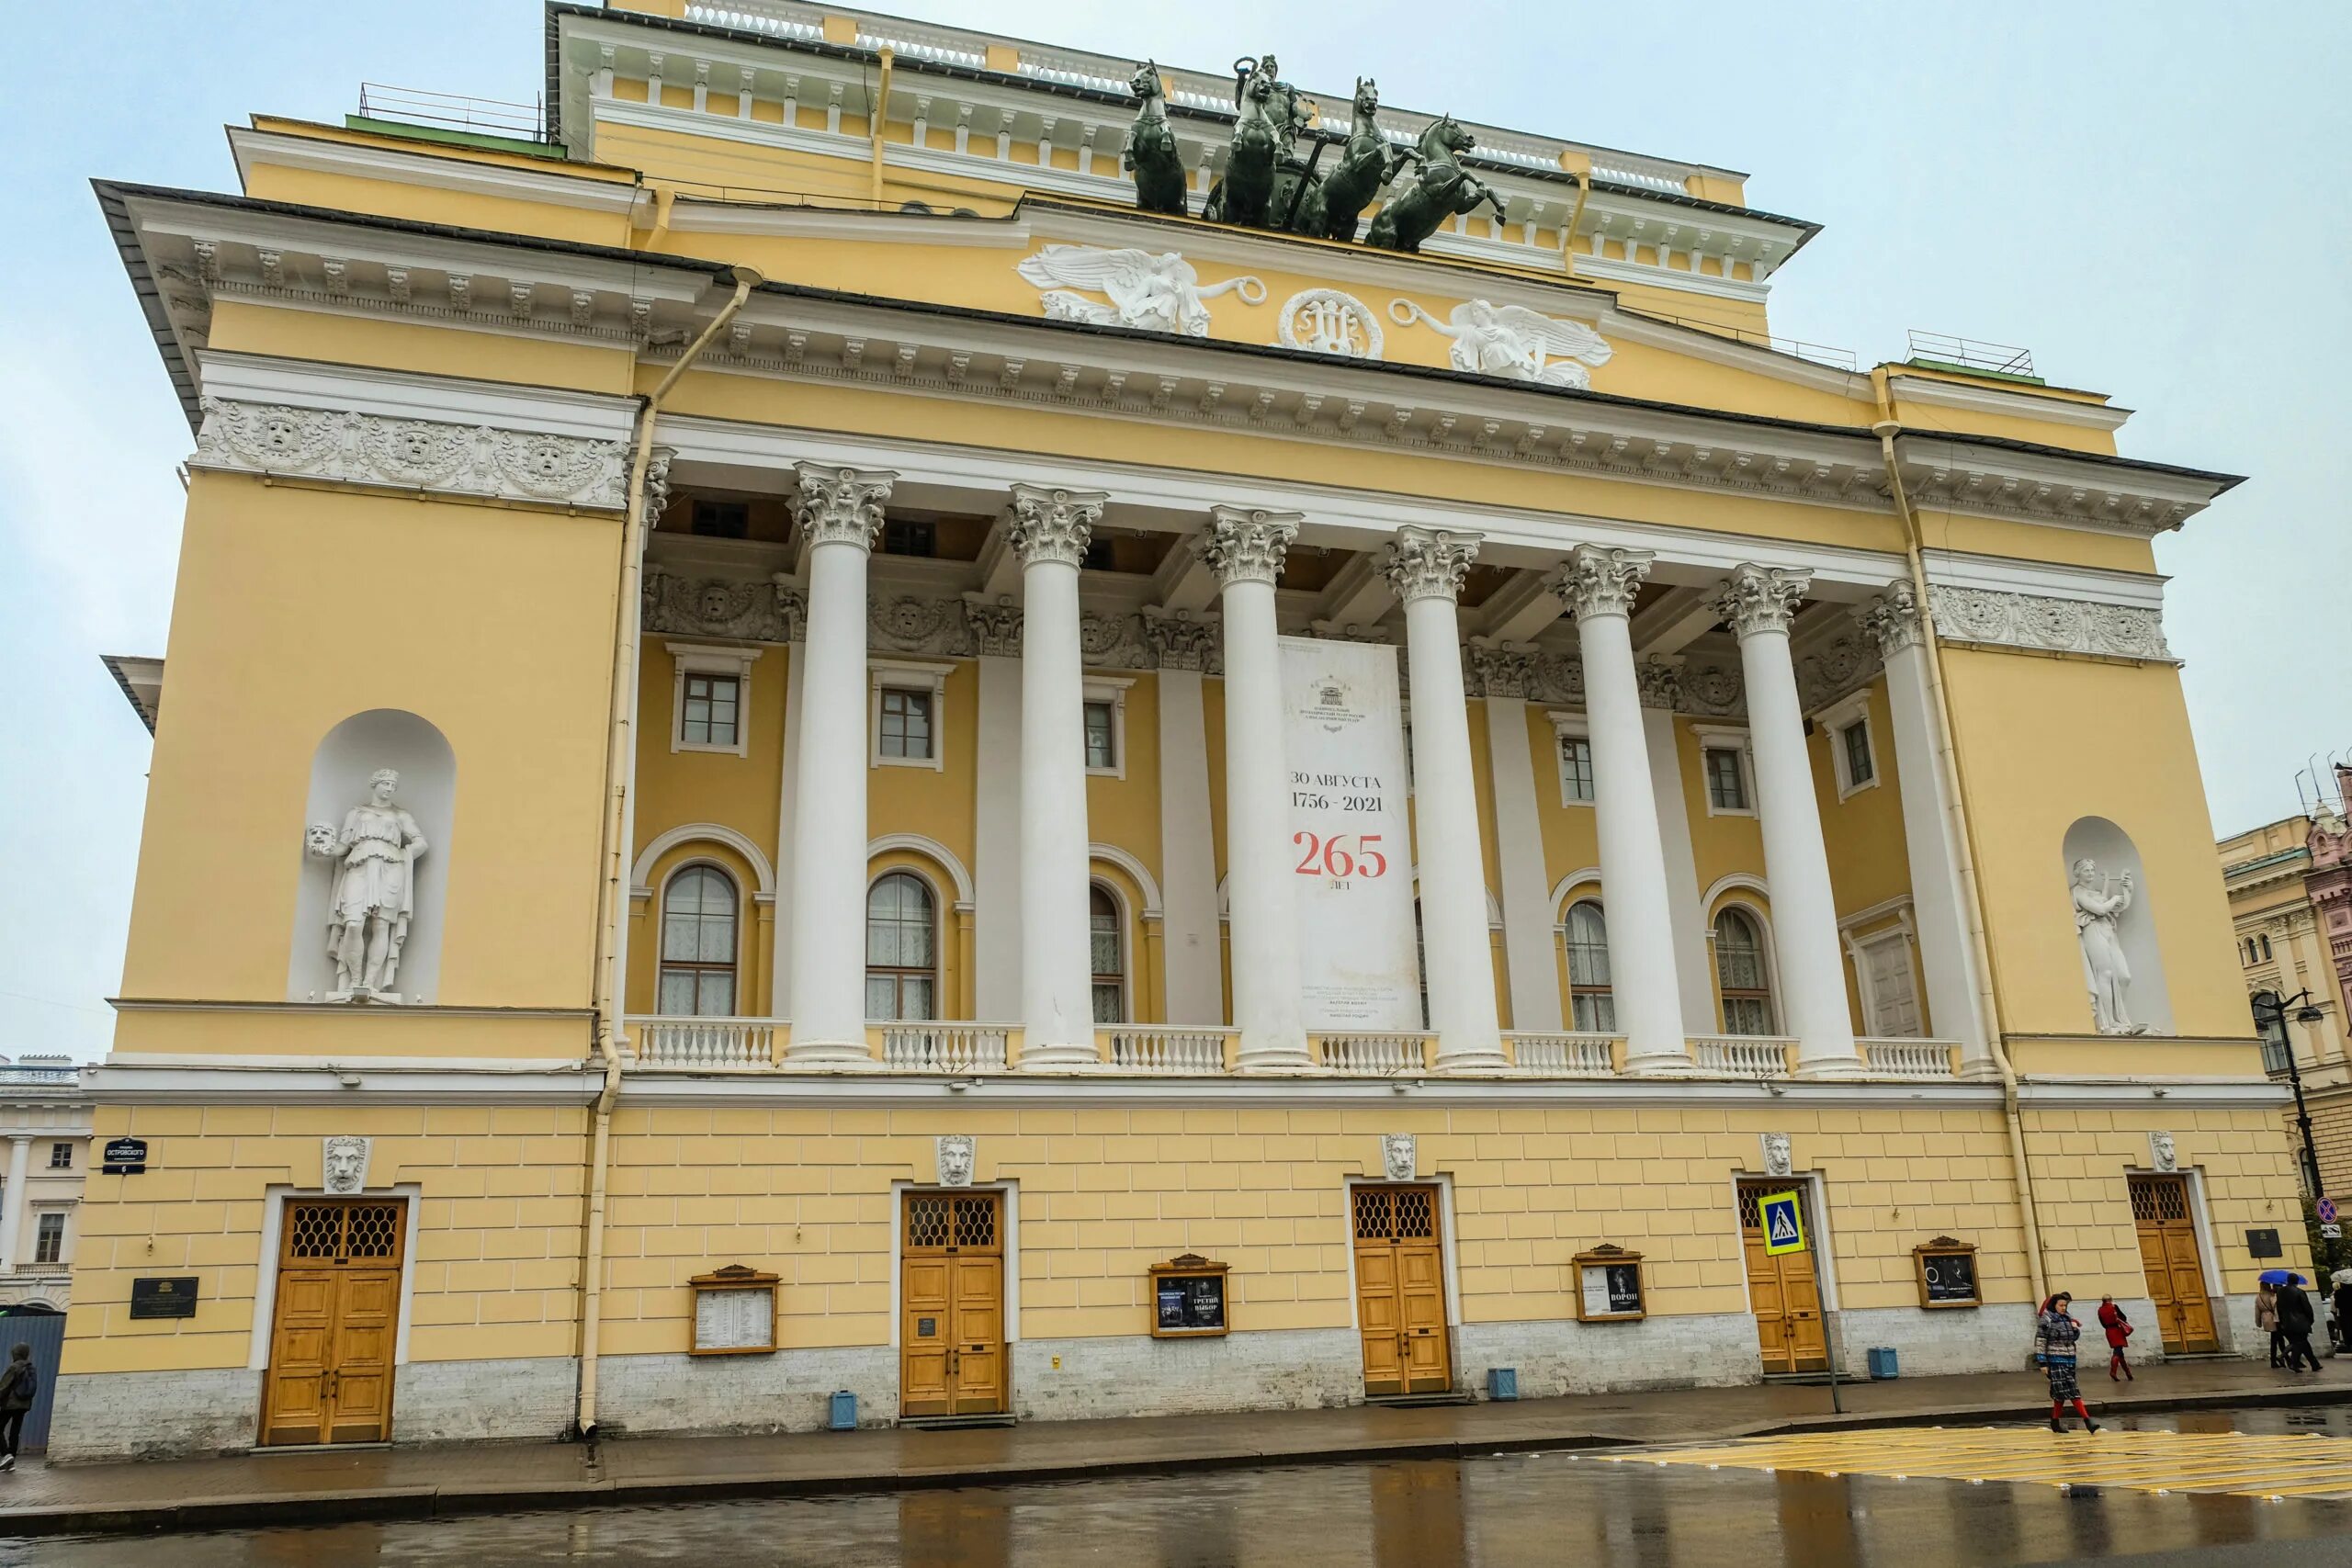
[1080,537,1116,572]
[681,673,741,748]
[1704,747,1749,811]
[690,500,749,539]
[878,688,935,760]
[882,519,936,558]
[47,1142,71,1170]
[1840,720,1874,788]
[33,1213,63,1266]
[1084,701,1118,771]
[1558,736,1595,806]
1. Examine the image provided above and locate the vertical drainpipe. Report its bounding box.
[1870,367,2048,1307]
[869,48,895,209]
[574,265,765,1440]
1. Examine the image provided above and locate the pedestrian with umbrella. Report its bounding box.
[2276,1272,2323,1373]
[2257,1276,2282,1366]
[2033,1292,2101,1432]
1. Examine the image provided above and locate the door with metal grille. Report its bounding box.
[1351,1185,1452,1396]
[1738,1182,1827,1372]
[262,1198,406,1446]
[2130,1174,2219,1352]
[899,1191,1005,1417]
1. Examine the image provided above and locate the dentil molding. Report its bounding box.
[190,396,632,510]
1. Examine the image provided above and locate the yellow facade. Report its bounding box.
[59,1,2297,1458]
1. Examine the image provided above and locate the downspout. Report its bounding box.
[574,264,764,1440]
[869,48,895,209]
[1870,368,2047,1305]
[1559,171,1592,279]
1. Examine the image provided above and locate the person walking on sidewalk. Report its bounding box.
[2257,1280,2283,1366]
[2333,1272,2352,1358]
[2277,1274,2323,1373]
[2098,1294,2135,1382]
[0,1344,35,1472]
[2034,1292,2101,1432]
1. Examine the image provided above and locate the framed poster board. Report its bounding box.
[1148,1254,1230,1338]
[690,1264,779,1355]
[1913,1237,1981,1309]
[1572,1246,1645,1322]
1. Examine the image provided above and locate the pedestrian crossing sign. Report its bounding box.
[1760,1190,1806,1256]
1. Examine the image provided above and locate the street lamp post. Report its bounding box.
[2253,988,2330,1204]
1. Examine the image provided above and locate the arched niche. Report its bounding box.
[288,710,457,1005]
[2060,816,2173,1036]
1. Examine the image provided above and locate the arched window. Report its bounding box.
[1564,899,1615,1032]
[1714,908,1775,1035]
[1090,885,1126,1024]
[659,866,739,1016]
[865,873,936,1021]
[2260,933,2273,962]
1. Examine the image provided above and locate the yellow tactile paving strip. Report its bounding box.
[1605,1427,2352,1502]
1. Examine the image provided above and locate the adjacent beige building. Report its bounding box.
[0,1057,91,1312]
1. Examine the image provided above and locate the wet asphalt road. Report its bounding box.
[6,1407,2351,1566]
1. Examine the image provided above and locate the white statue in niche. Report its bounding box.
[936,1134,976,1189]
[308,768,427,1003]
[1381,1134,1417,1182]
[2071,858,2147,1036]
[322,1135,372,1195]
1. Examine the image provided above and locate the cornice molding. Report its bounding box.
[229,126,646,218]
[1888,373,2131,434]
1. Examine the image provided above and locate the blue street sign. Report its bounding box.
[1760,1190,1806,1256]
[2319,1198,2338,1224]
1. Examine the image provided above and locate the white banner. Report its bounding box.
[1280,637,1420,1030]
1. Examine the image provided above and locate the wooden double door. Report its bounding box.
[899,1190,1007,1418]
[1738,1182,1828,1373]
[262,1198,406,1446]
[1352,1184,1452,1395]
[2130,1174,2220,1353]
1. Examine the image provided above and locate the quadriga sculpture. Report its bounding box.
[1122,61,1187,216]
[1203,53,1310,231]
[1365,116,1507,254]
[1315,79,1415,243]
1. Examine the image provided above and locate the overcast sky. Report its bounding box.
[2,1,2346,1058]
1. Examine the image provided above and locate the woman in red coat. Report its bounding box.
[2098,1294,2134,1381]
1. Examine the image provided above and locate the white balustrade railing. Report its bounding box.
[684,2,825,43]
[1104,1027,1232,1074]
[1862,1039,1959,1079]
[1690,1036,1795,1079]
[1504,1032,1620,1077]
[629,1017,776,1069]
[881,1024,1012,1074]
[1317,1032,1433,1076]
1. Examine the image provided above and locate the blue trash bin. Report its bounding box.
[1487,1367,1519,1401]
[829,1390,858,1429]
[1866,1347,1899,1380]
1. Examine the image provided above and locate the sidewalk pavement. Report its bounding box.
[2,1358,2340,1538]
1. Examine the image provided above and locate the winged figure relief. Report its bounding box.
[1388,299,1614,389]
[1016,245,1268,338]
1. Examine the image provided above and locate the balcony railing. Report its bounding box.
[624,1017,1960,1083]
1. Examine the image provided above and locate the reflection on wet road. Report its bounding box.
[6,1407,2351,1566]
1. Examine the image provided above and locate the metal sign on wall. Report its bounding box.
[1279,637,1419,1031]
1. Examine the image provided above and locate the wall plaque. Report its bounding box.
[130,1277,199,1319]
[689,1264,779,1356]
[1914,1237,1981,1309]
[102,1137,149,1175]
[2245,1228,2283,1259]
[1572,1246,1645,1322]
[1148,1254,1230,1338]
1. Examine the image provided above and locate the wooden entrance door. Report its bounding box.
[2130,1174,2220,1352]
[899,1190,1006,1417]
[1352,1185,1452,1395]
[1738,1182,1828,1373]
[262,1198,406,1446]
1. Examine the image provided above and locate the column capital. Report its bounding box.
[1635,655,1684,711]
[1143,606,1221,671]
[1712,562,1812,638]
[1384,525,1481,604]
[1855,577,1926,657]
[1544,544,1656,622]
[792,461,897,549]
[1004,482,1108,568]
[961,592,1024,657]
[1202,505,1302,587]
[1467,641,1537,699]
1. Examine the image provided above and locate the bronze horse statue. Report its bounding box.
[1203,53,1306,231]
[1365,115,1506,253]
[1121,62,1187,216]
[1314,79,1414,243]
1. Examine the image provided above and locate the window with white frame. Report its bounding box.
[1082,677,1132,778]
[1713,907,1775,1034]
[1090,885,1126,1023]
[47,1142,70,1170]
[1550,713,1595,807]
[1817,691,1879,800]
[668,641,762,757]
[1563,898,1615,1032]
[659,866,740,1016]
[870,660,956,771]
[33,1212,64,1266]
[1695,727,1754,816]
[865,873,937,1020]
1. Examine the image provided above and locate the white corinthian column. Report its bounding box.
[1204,506,1311,1070]
[1006,483,1108,1068]
[786,462,896,1062]
[1546,546,1691,1075]
[1386,527,1506,1071]
[1713,564,1860,1077]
